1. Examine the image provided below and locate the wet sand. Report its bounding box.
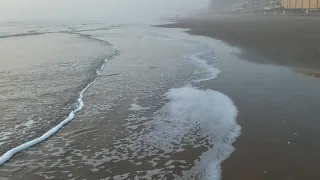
[2,19,320,180]
[160,16,320,179]
[1,26,226,179]
[160,15,320,71]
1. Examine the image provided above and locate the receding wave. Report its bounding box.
[151,85,240,180]
[0,46,120,166]
[0,32,45,39]
[0,27,114,40]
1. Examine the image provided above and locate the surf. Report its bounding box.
[0,48,120,166]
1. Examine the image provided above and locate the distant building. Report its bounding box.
[252,0,268,10]
[210,0,250,11]
[263,0,281,9]
[282,0,320,8]
[210,0,269,11]
[211,0,320,11]
[267,0,281,5]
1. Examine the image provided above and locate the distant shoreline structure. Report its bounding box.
[209,0,320,12]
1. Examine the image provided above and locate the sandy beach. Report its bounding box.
[1,24,239,179]
[1,14,320,180]
[161,15,320,71]
[160,15,320,179]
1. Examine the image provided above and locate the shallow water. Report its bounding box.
[0,23,240,180]
[0,32,114,153]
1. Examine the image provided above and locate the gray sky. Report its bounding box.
[0,0,210,22]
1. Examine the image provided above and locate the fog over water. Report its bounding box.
[0,0,210,22]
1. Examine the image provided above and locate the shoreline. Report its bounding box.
[159,15,320,179]
[0,25,237,179]
[158,15,320,72]
[2,19,320,179]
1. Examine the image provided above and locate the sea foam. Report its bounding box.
[0,49,119,166]
[147,85,240,179]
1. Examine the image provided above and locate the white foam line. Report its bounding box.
[0,48,120,166]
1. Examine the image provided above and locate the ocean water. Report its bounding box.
[0,21,240,179]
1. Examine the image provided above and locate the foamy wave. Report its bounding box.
[0,32,44,39]
[60,85,239,179]
[188,47,221,82]
[129,103,150,111]
[152,85,240,179]
[0,48,120,166]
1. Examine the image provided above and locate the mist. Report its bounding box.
[0,0,210,22]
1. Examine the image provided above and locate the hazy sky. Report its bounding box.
[0,0,210,22]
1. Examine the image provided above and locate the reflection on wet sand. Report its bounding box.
[294,69,320,78]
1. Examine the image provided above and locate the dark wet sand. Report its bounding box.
[160,16,320,179]
[160,15,320,71]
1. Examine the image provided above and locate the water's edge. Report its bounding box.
[0,44,120,166]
